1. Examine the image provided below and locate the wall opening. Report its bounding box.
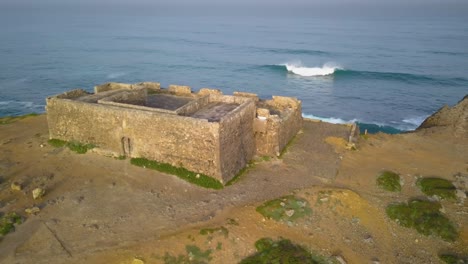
[122,137,132,157]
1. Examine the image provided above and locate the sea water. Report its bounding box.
[1,11,467,133]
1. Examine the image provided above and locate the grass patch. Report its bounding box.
[240,238,331,264]
[130,158,223,190]
[376,170,401,192]
[0,212,22,237]
[199,226,229,238]
[66,141,95,154]
[0,113,39,125]
[163,245,212,264]
[48,139,95,154]
[48,138,67,148]
[279,134,298,158]
[256,195,312,223]
[439,253,467,264]
[225,161,255,186]
[417,177,457,200]
[386,199,458,242]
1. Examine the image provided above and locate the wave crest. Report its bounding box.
[281,61,341,77]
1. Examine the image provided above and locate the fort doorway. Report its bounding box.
[122,137,132,157]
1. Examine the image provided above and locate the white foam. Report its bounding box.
[281,61,341,77]
[107,72,127,79]
[402,115,429,127]
[302,113,357,124]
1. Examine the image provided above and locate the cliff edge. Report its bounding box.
[416,95,468,138]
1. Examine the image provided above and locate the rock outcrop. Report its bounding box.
[416,95,468,138]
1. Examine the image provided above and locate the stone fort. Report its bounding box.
[46,82,302,184]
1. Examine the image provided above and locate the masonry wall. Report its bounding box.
[46,98,224,180]
[254,96,303,157]
[254,116,281,156]
[218,100,256,182]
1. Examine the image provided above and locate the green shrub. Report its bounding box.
[256,195,312,223]
[66,141,95,154]
[417,177,457,200]
[240,238,330,264]
[48,139,95,154]
[376,171,401,192]
[130,158,223,190]
[386,199,458,241]
[439,253,467,264]
[48,139,67,148]
[0,212,22,236]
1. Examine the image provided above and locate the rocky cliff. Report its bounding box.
[416,95,468,138]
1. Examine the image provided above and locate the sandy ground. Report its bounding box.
[0,115,466,264]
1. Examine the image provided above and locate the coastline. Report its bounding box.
[0,97,466,263]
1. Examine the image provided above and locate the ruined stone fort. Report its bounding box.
[46,82,302,184]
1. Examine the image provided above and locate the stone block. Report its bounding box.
[199,88,222,96]
[168,85,191,95]
[233,91,259,101]
[256,108,270,119]
[254,118,267,133]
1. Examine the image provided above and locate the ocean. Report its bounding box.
[1,12,467,133]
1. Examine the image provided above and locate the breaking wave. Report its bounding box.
[260,63,467,86]
[302,113,356,124]
[280,61,341,76]
[302,113,429,134]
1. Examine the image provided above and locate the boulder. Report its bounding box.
[11,182,22,191]
[32,188,45,200]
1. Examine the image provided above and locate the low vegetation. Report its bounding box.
[256,195,312,223]
[439,253,467,264]
[226,161,256,186]
[376,170,401,192]
[0,113,39,125]
[163,245,212,264]
[279,135,298,158]
[417,177,457,200]
[48,139,95,154]
[0,212,22,237]
[240,238,331,264]
[386,199,458,242]
[199,226,229,238]
[130,158,223,190]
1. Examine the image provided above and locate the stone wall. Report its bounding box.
[218,99,256,182]
[168,85,191,95]
[56,89,91,99]
[100,89,148,105]
[94,82,161,94]
[46,84,304,184]
[46,96,223,180]
[254,96,303,157]
[176,95,210,116]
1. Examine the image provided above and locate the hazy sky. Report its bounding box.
[1,0,468,16]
